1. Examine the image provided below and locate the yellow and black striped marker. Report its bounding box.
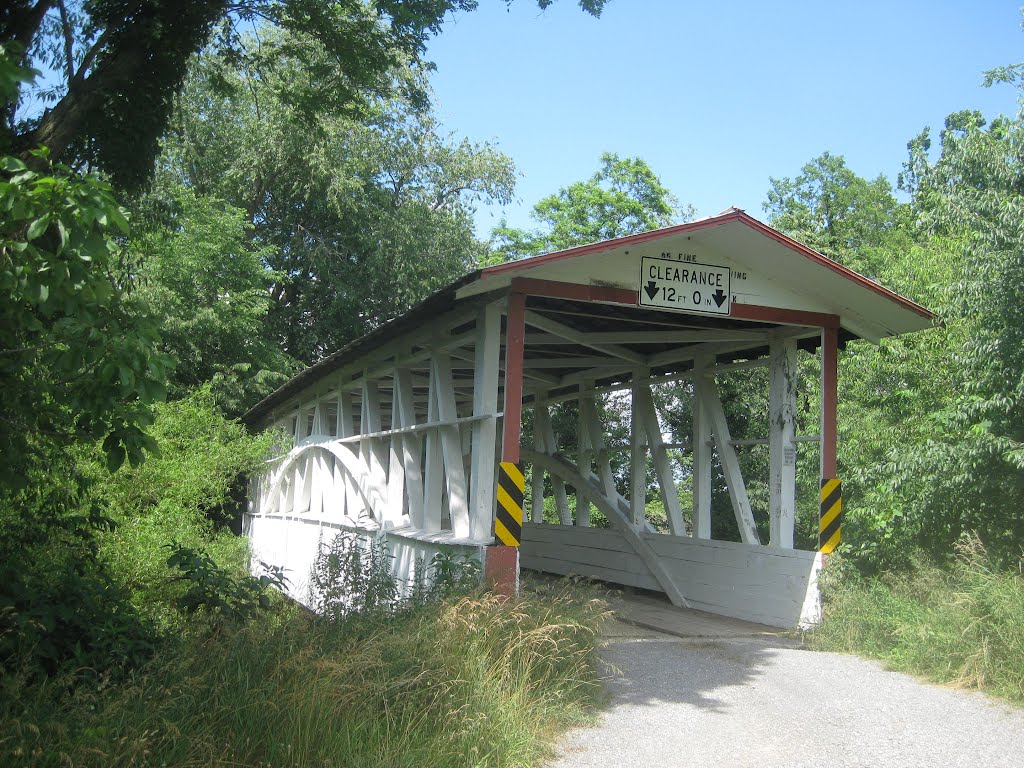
[495,462,525,546]
[819,478,842,554]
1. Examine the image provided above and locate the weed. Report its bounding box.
[811,534,1024,705]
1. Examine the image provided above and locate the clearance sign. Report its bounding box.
[639,255,731,316]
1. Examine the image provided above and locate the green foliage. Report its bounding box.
[83,388,276,629]
[130,186,299,411]
[0,580,607,767]
[425,547,482,600]
[309,532,400,621]
[764,151,913,274]
[165,542,287,622]
[812,538,1024,704]
[6,0,600,190]
[158,39,515,362]
[488,152,692,263]
[309,533,483,621]
[0,461,157,680]
[0,143,169,482]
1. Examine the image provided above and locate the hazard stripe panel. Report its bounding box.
[496,462,525,546]
[819,478,842,554]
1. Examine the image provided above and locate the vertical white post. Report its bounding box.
[535,400,571,525]
[582,393,621,507]
[577,382,592,527]
[630,371,647,528]
[310,399,327,517]
[337,388,360,521]
[361,379,388,524]
[692,355,712,539]
[422,366,443,533]
[430,351,470,537]
[769,336,798,548]
[469,303,501,541]
[531,412,545,524]
[395,367,424,530]
[384,372,407,528]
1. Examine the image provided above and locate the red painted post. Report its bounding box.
[484,544,519,598]
[502,291,526,464]
[821,325,839,479]
[490,291,528,597]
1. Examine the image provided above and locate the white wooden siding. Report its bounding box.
[521,523,821,628]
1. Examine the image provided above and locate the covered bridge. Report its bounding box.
[243,208,933,628]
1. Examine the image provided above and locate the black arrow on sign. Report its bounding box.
[644,281,659,300]
[712,288,727,307]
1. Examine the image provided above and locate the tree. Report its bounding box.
[764,152,912,276]
[129,187,299,412]
[157,40,516,363]
[884,101,1024,565]
[2,0,606,191]
[488,152,691,262]
[0,47,169,483]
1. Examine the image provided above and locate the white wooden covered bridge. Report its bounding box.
[243,208,933,628]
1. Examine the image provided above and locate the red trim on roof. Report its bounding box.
[509,277,636,306]
[480,209,934,321]
[730,303,839,329]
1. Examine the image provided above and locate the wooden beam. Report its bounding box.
[524,310,645,364]
[700,377,761,546]
[769,336,798,548]
[395,367,425,530]
[361,379,388,525]
[630,372,647,528]
[526,328,772,345]
[523,449,690,608]
[692,355,712,539]
[422,363,443,533]
[531,413,545,524]
[580,394,623,508]
[731,303,840,329]
[634,381,686,536]
[821,325,839,479]
[509,276,637,306]
[535,400,572,525]
[430,352,471,537]
[502,291,527,463]
[469,302,501,541]
[385,373,407,528]
[337,389,361,521]
[577,382,592,527]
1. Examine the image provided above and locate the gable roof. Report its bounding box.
[243,208,934,425]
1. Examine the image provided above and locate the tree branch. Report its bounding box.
[56,0,74,82]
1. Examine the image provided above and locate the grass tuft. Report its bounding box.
[1,579,609,767]
[810,535,1024,705]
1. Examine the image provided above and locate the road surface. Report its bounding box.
[549,612,1024,768]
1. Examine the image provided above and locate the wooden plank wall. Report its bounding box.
[521,523,822,628]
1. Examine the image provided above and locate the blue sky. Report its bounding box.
[426,0,1024,237]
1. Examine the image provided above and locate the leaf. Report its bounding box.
[105,444,126,472]
[55,218,68,253]
[0,156,26,172]
[26,215,50,241]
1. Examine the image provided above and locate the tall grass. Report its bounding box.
[1,580,608,767]
[811,536,1024,704]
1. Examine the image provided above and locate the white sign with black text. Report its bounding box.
[639,255,731,315]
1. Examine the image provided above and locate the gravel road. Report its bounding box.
[549,621,1024,768]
